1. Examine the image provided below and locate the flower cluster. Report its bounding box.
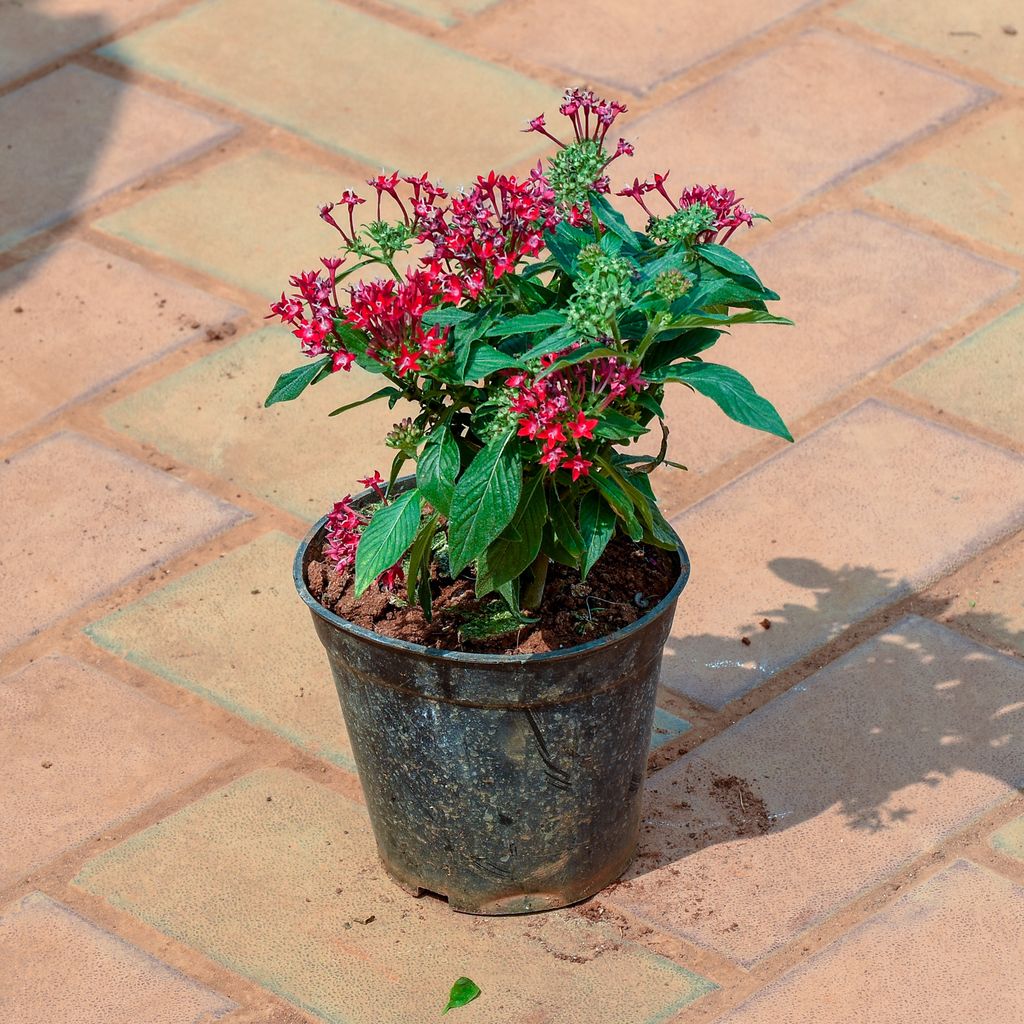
[267,86,791,617]
[507,354,646,479]
[617,173,755,244]
[322,471,405,590]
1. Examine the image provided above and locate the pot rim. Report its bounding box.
[293,482,690,666]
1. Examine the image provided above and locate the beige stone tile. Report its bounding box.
[842,0,1024,86]
[646,211,1017,509]
[896,302,1024,445]
[717,861,1024,1020]
[626,31,981,215]
[464,0,814,94]
[0,0,173,87]
[87,533,355,769]
[0,240,243,441]
[662,401,1024,708]
[0,65,236,251]
[379,0,497,26]
[100,0,550,185]
[0,655,241,888]
[75,768,715,1023]
[607,618,1024,964]
[991,816,1024,861]
[0,432,243,655]
[869,108,1024,256]
[103,327,413,520]
[0,891,234,1023]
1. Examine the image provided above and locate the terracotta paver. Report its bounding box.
[465,0,814,94]
[75,768,716,1023]
[0,240,243,442]
[0,0,173,88]
[0,655,241,889]
[86,532,356,770]
[99,0,550,184]
[662,400,1024,708]
[716,860,1024,1021]
[841,0,1024,87]
[606,617,1024,965]
[0,432,243,656]
[0,891,234,1024]
[991,817,1024,861]
[0,65,236,252]
[649,210,1017,494]
[939,532,1024,656]
[624,31,981,214]
[95,149,360,301]
[103,327,412,520]
[869,108,1024,256]
[896,302,1024,445]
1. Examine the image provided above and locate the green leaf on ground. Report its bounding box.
[443,977,481,1014]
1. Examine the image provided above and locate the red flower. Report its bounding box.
[562,454,592,481]
[568,411,598,440]
[332,351,354,372]
[395,344,422,377]
[539,447,566,472]
[357,471,386,500]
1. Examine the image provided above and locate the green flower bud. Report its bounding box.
[648,203,716,245]
[546,139,606,209]
[653,269,693,301]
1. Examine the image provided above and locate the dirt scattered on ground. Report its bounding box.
[306,534,678,654]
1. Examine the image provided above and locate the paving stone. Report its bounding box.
[649,211,1017,494]
[896,302,1024,445]
[104,327,411,520]
[627,31,981,214]
[991,816,1024,861]
[0,65,236,252]
[662,401,1024,708]
[606,618,1024,965]
[464,0,813,94]
[650,706,692,750]
[87,533,356,770]
[100,0,550,185]
[717,860,1024,1020]
[0,240,243,441]
[75,768,715,1023]
[0,432,243,656]
[869,108,1024,256]
[842,0,1024,87]
[0,0,173,88]
[1,655,241,888]
[0,891,234,1024]
[96,149,360,301]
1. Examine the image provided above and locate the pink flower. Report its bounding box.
[357,471,386,500]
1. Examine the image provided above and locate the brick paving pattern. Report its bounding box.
[2,0,1023,1021]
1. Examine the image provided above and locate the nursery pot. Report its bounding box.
[295,477,690,915]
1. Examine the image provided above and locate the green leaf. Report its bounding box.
[695,242,764,287]
[421,307,473,328]
[417,424,461,516]
[579,490,616,579]
[448,430,522,576]
[443,977,481,1014]
[644,328,722,370]
[638,246,690,287]
[264,357,330,407]
[406,512,440,615]
[485,310,567,338]
[592,409,648,441]
[354,490,422,596]
[328,386,402,417]
[621,468,677,549]
[522,323,577,361]
[589,191,640,248]
[549,492,584,558]
[463,344,525,381]
[719,309,794,327]
[591,473,643,541]
[661,362,793,441]
[477,473,546,594]
[537,343,619,379]
[544,222,590,273]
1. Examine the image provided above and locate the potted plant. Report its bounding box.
[266,89,791,915]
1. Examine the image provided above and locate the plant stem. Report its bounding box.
[522,552,550,610]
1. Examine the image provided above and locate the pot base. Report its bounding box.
[377,842,636,916]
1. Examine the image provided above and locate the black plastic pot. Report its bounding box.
[295,477,689,915]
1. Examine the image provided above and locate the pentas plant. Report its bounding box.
[267,88,792,619]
